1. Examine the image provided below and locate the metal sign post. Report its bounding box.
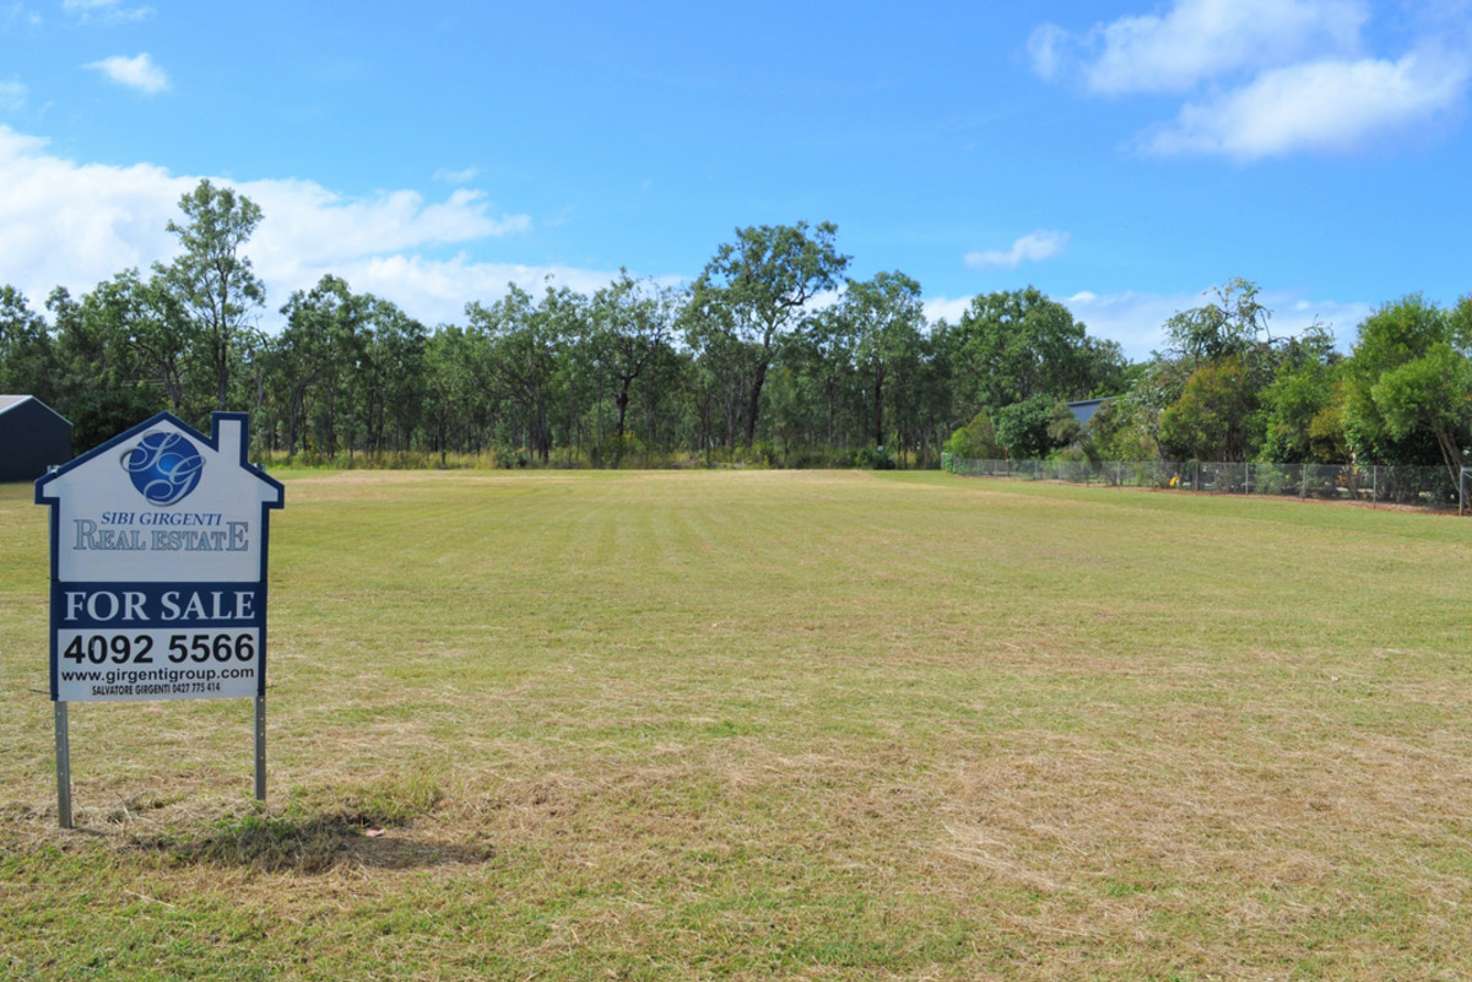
[54,701,72,829]
[255,695,267,801]
[35,412,284,827]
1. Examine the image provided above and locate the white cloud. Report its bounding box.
[0,126,575,326]
[3,3,43,27]
[1029,1,1471,160]
[924,287,1371,359]
[1031,0,1367,94]
[1026,23,1068,82]
[63,0,153,23]
[922,296,972,325]
[0,80,25,112]
[1146,48,1471,158]
[433,166,479,184]
[85,53,169,95]
[321,254,624,326]
[964,230,1070,270]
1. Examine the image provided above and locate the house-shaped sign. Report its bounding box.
[35,412,284,703]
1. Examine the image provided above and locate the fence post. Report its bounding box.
[1194,460,1200,492]
[1373,464,1378,508]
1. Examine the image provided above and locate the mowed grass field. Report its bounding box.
[2,469,1471,978]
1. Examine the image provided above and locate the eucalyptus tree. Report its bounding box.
[55,276,170,447]
[153,180,265,410]
[0,285,56,402]
[127,276,196,416]
[1163,278,1273,362]
[424,325,477,465]
[842,271,926,449]
[950,286,1120,415]
[588,272,677,467]
[470,284,580,463]
[360,299,428,454]
[798,305,861,449]
[688,221,848,446]
[277,275,366,458]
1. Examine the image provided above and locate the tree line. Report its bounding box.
[1,181,1468,480]
[1024,279,1472,487]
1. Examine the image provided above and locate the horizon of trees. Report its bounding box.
[2,180,1469,479]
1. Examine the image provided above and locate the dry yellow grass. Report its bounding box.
[2,469,1470,978]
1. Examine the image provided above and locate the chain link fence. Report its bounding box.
[943,455,1467,513]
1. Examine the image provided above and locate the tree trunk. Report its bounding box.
[873,364,885,448]
[287,387,305,458]
[745,359,768,447]
[613,377,632,469]
[1435,428,1464,487]
[537,402,551,464]
[215,330,229,410]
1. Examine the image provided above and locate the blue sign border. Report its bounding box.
[35,412,285,700]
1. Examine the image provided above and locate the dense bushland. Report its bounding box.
[2,181,1467,475]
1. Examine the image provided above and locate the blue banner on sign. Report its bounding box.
[51,581,266,629]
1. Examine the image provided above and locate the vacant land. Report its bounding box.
[2,470,1470,978]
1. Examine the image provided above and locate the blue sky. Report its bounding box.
[1,0,1469,356]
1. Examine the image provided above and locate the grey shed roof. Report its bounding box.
[1066,398,1111,426]
[0,395,72,425]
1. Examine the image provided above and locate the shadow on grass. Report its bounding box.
[130,774,494,874]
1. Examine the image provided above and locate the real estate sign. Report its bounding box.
[35,412,284,703]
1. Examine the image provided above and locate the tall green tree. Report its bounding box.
[470,284,578,463]
[1342,295,1468,478]
[51,277,166,447]
[276,275,365,458]
[950,287,1123,415]
[1257,328,1343,463]
[1370,343,1472,482]
[0,286,56,402]
[155,180,265,410]
[843,271,925,449]
[362,298,428,454]
[1158,356,1258,461]
[688,221,848,446]
[589,272,676,467]
[1163,277,1272,362]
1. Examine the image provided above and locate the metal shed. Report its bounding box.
[1066,398,1111,427]
[0,395,73,482]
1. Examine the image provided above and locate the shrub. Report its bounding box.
[995,396,1059,459]
[853,446,896,470]
[944,410,1001,461]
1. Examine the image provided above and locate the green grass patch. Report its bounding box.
[2,470,1471,976]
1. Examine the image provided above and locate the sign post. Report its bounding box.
[35,412,284,827]
[255,694,267,801]
[53,701,72,829]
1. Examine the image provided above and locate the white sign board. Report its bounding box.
[35,412,284,702]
